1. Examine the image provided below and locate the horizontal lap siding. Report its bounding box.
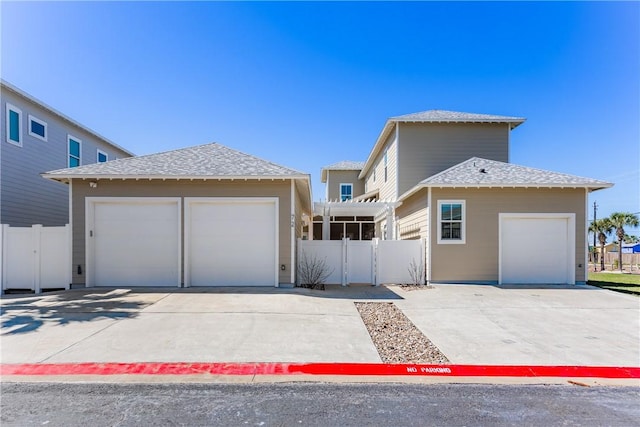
[326,170,364,200]
[396,189,428,240]
[72,180,293,285]
[430,188,585,283]
[397,123,510,196]
[364,131,397,201]
[1,89,131,226]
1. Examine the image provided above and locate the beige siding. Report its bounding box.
[364,130,398,201]
[396,188,428,240]
[325,170,364,200]
[397,123,510,196]
[430,188,586,283]
[71,179,294,285]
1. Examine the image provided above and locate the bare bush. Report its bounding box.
[407,257,425,286]
[297,250,334,290]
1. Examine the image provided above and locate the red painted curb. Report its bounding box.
[1,363,639,379]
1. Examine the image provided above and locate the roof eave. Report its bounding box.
[359,119,396,179]
[398,182,613,201]
[1,80,135,157]
[42,173,312,182]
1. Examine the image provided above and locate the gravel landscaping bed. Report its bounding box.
[355,302,449,364]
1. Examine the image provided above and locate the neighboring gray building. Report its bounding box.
[1,80,134,226]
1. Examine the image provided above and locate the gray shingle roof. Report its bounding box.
[320,161,365,183]
[391,109,526,126]
[322,161,365,171]
[419,157,613,188]
[44,143,307,178]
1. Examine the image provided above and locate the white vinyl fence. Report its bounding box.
[297,238,424,286]
[1,224,71,293]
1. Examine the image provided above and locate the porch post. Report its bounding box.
[385,206,394,240]
[322,207,330,240]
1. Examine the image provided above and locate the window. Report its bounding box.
[68,135,81,167]
[97,149,108,163]
[437,200,465,244]
[6,103,22,146]
[373,167,376,182]
[384,150,388,182]
[340,183,353,201]
[28,115,47,141]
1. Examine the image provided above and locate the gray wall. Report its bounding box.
[1,85,132,226]
[397,122,510,196]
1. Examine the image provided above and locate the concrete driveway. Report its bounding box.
[1,284,638,366]
[394,284,640,366]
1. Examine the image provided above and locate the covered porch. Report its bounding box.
[309,199,400,241]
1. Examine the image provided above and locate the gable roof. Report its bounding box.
[359,109,526,178]
[1,79,134,157]
[321,160,365,182]
[43,142,308,180]
[399,157,613,200]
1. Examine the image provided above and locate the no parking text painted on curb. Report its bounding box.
[1,363,639,379]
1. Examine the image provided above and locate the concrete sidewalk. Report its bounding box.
[1,284,638,368]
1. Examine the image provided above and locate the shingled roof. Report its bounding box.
[398,157,612,199]
[43,142,308,180]
[320,160,365,182]
[391,110,525,127]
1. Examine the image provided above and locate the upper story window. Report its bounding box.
[28,115,47,141]
[97,149,108,163]
[68,135,82,167]
[437,200,465,244]
[340,183,353,201]
[373,167,376,182]
[384,150,388,182]
[6,103,22,146]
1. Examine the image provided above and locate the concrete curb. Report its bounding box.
[2,362,639,386]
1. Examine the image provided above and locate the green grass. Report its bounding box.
[587,272,640,296]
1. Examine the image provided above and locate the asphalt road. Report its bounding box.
[1,382,639,426]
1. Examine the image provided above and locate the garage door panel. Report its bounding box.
[188,199,277,287]
[500,215,574,285]
[92,200,180,287]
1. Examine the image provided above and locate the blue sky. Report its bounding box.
[2,1,638,233]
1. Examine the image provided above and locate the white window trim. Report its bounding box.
[28,114,48,142]
[437,200,466,244]
[384,150,388,182]
[97,149,108,163]
[339,183,353,201]
[5,103,22,146]
[67,134,82,167]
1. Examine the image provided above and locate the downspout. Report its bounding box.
[583,187,589,285]
[427,186,432,284]
[68,179,73,290]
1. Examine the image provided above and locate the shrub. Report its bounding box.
[297,250,334,290]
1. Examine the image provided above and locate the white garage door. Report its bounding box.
[186,198,277,286]
[90,199,180,287]
[500,214,575,285]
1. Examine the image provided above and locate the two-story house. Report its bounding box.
[317,110,611,285]
[1,80,134,226]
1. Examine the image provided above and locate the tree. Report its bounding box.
[624,234,639,244]
[589,218,613,272]
[608,212,640,272]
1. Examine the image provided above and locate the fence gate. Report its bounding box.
[1,224,71,293]
[297,238,424,286]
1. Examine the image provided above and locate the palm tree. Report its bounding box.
[589,218,613,271]
[608,212,640,271]
[624,234,639,244]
